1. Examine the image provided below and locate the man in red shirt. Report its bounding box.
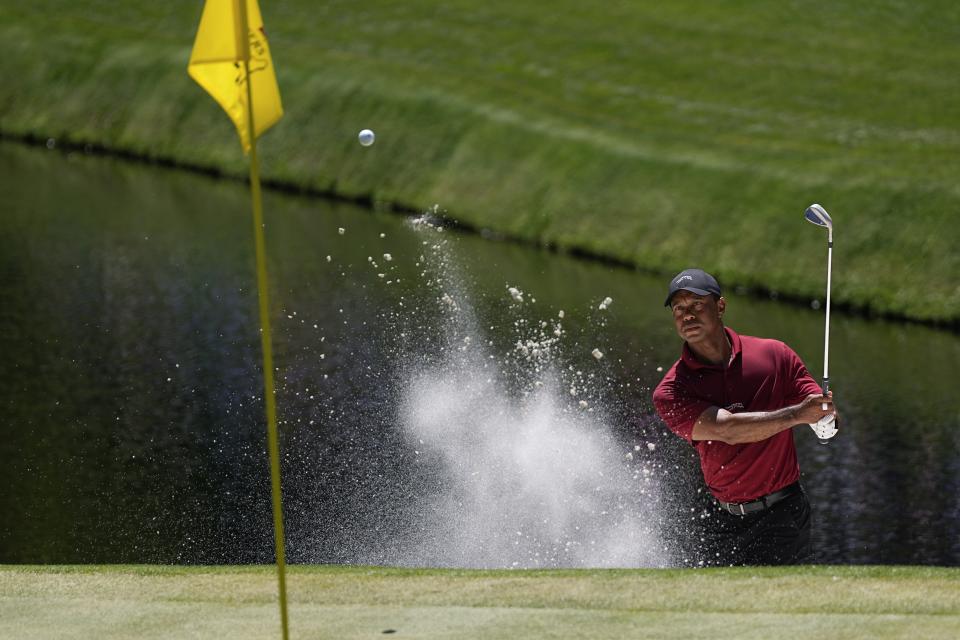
[652,268,838,565]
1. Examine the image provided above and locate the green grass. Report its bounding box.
[2,1,960,322]
[2,565,959,639]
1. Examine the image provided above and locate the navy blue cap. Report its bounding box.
[664,269,722,306]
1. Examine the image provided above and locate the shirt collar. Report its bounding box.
[680,326,741,370]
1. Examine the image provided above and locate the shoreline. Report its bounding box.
[6,131,956,333]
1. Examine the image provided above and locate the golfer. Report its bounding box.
[652,268,838,565]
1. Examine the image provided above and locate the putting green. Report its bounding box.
[1,565,957,639]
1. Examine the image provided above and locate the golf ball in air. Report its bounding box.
[358,129,375,146]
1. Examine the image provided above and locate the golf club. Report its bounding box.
[805,204,838,443]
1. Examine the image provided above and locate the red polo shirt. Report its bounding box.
[652,327,821,503]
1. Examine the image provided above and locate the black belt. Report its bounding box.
[718,482,801,516]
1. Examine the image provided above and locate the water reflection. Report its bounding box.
[1,142,957,565]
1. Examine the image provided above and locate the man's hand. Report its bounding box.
[794,391,837,425]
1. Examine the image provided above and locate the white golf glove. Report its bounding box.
[809,413,838,440]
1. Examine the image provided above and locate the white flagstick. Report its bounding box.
[804,204,838,443]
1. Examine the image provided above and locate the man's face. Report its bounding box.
[669,291,725,344]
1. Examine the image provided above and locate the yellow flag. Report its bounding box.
[188,0,283,152]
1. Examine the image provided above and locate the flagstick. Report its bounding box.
[238,3,290,639]
[249,129,291,640]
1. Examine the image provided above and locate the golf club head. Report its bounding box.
[804,204,833,230]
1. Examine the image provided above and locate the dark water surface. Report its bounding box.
[1,142,958,566]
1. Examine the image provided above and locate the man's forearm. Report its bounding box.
[692,404,801,445]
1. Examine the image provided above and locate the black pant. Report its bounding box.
[700,488,812,566]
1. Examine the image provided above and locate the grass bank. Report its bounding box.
[2,565,958,639]
[2,2,959,323]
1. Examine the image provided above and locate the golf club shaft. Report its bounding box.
[822,232,832,409]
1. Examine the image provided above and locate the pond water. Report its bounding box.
[1,141,958,567]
